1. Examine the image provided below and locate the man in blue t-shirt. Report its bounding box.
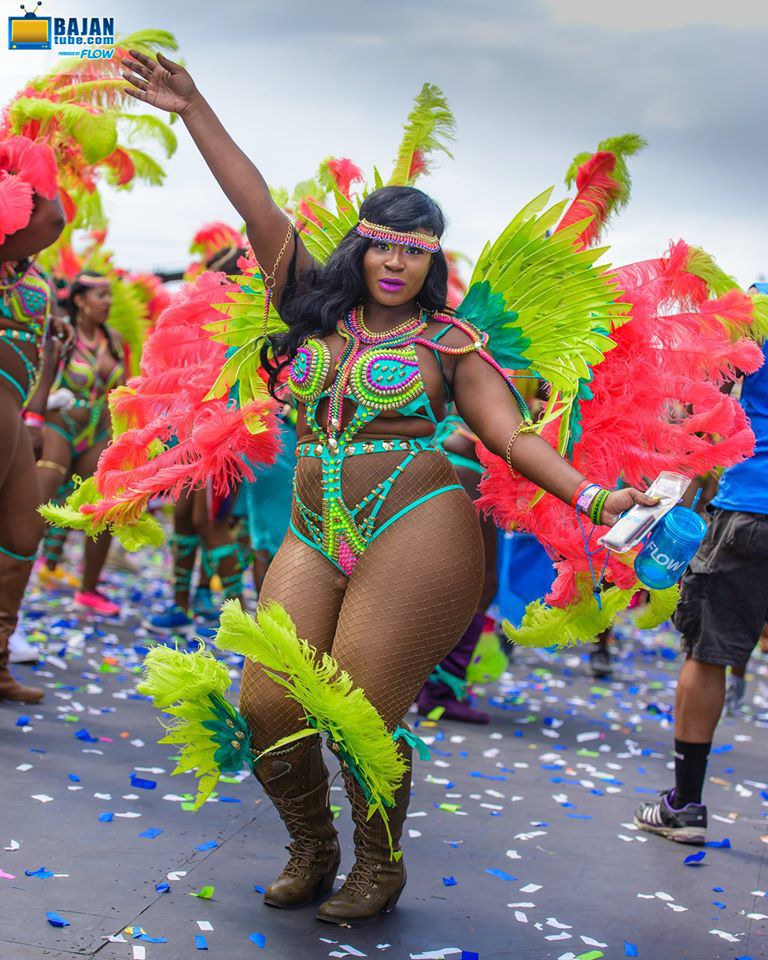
[634,283,768,844]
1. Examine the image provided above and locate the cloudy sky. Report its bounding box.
[2,0,765,285]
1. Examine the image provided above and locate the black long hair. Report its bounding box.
[264,185,449,397]
[68,271,122,363]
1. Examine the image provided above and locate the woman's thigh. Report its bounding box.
[331,488,484,729]
[38,427,73,501]
[0,420,44,557]
[238,530,348,749]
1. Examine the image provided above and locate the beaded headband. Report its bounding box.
[355,218,440,253]
[77,275,110,287]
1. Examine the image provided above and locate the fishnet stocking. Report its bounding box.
[238,448,484,747]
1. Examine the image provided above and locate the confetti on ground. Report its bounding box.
[2,537,766,957]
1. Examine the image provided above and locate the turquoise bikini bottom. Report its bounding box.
[289,437,464,576]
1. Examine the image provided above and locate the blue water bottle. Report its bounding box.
[634,506,707,590]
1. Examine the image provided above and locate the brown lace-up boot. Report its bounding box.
[317,739,411,925]
[0,557,42,704]
[258,736,341,908]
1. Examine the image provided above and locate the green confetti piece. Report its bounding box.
[439,803,462,813]
[577,749,599,758]
[190,886,215,899]
[576,952,604,960]
[98,664,119,674]
[330,804,342,819]
[181,802,196,812]
[427,706,445,721]
[62,714,79,723]
[219,775,241,784]
[589,686,612,697]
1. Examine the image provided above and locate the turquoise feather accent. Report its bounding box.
[200,692,254,775]
[455,281,531,370]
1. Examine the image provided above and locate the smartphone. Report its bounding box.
[598,472,691,553]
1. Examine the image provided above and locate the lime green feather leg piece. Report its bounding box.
[137,645,255,810]
[634,584,681,630]
[214,599,408,823]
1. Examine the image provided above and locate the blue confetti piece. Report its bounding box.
[25,867,53,878]
[253,884,265,894]
[195,841,219,851]
[461,952,480,960]
[138,934,167,943]
[217,797,242,803]
[624,942,638,957]
[566,813,593,820]
[484,868,516,881]
[712,900,726,909]
[130,774,157,790]
[711,744,732,754]
[98,812,114,823]
[15,715,30,727]
[442,876,458,886]
[74,729,98,743]
[46,911,70,927]
[195,934,208,949]
[470,772,507,781]
[156,882,170,893]
[67,773,80,783]
[684,851,706,865]
[705,838,731,848]
[139,828,163,839]
[712,886,724,893]
[249,932,266,948]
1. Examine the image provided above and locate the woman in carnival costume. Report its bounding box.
[0,134,66,701]
[113,52,662,924]
[35,270,126,616]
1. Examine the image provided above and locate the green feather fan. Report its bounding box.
[215,600,407,812]
[137,645,254,809]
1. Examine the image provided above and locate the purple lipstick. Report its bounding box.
[379,277,405,293]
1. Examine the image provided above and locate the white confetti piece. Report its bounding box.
[514,911,527,922]
[546,931,572,941]
[546,917,572,930]
[167,870,187,881]
[94,793,112,800]
[31,794,53,803]
[507,902,535,908]
[655,891,673,901]
[409,950,461,960]
[667,903,688,912]
[709,930,740,942]
[339,946,367,957]
[576,732,600,742]
[133,948,146,960]
[16,764,33,772]
[197,920,213,931]
[3,840,19,851]
[747,913,768,920]
[407,830,421,839]
[506,849,521,860]
[406,811,427,818]
[580,936,607,947]
[520,883,542,893]
[114,811,141,818]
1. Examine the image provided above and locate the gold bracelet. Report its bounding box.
[505,419,535,473]
[37,459,68,478]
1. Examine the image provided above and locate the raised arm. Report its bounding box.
[122,51,314,295]
[451,347,656,525]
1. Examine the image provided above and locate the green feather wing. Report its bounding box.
[456,188,628,445]
[203,271,288,406]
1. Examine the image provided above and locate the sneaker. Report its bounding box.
[74,590,120,617]
[37,563,79,591]
[590,647,613,679]
[193,587,219,622]
[634,789,707,844]
[8,626,41,664]
[724,674,746,715]
[145,605,193,634]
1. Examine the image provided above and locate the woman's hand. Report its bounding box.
[601,487,660,527]
[122,50,199,115]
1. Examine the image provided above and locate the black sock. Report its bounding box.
[672,739,712,807]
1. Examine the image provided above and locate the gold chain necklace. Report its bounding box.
[355,303,425,342]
